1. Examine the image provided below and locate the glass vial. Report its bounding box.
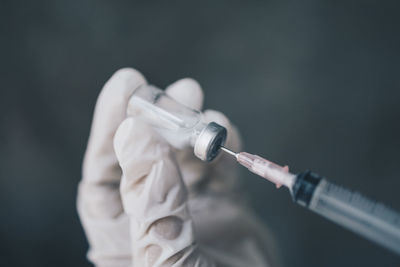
[127,85,227,161]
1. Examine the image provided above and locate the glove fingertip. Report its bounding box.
[165,78,204,110]
[100,68,146,103]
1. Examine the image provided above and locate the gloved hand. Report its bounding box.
[77,68,278,267]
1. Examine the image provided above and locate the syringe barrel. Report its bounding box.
[292,171,400,255]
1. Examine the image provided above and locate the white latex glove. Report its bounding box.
[78,68,278,267]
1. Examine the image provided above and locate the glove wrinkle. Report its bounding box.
[145,244,163,266]
[160,243,196,267]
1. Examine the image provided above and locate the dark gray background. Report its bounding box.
[1,0,400,266]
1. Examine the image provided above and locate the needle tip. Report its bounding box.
[220,146,238,157]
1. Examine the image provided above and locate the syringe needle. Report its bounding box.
[220,146,238,158]
[220,146,295,189]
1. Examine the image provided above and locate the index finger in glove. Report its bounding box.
[77,68,146,266]
[80,68,146,217]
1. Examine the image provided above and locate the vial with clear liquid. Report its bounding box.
[127,85,227,161]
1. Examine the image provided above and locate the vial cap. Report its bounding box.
[194,122,227,161]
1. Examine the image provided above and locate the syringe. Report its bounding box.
[220,146,400,255]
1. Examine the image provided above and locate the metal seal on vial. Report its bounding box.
[194,122,227,161]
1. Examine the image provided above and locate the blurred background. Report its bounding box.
[1,0,400,266]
